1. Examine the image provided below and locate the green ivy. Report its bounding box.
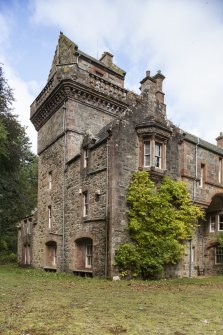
[115,171,204,279]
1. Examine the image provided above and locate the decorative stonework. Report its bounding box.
[136,123,172,140]
[31,80,128,131]
[89,73,127,102]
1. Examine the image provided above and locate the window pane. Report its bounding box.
[144,142,150,154]
[219,214,223,231]
[144,142,150,167]
[216,246,223,263]
[155,143,161,156]
[155,143,162,168]
[210,216,215,232]
[86,244,92,267]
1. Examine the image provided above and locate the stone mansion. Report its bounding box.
[18,33,223,278]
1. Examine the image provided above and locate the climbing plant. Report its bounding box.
[115,171,204,279]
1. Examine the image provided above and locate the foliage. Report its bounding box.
[115,171,204,279]
[216,232,223,246]
[0,65,38,254]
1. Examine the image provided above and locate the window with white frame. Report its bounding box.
[48,206,52,229]
[83,192,88,217]
[218,214,223,231]
[143,140,165,169]
[83,149,88,168]
[155,142,162,168]
[216,246,223,264]
[144,141,150,167]
[85,243,93,268]
[48,171,52,190]
[210,215,216,232]
[219,158,222,184]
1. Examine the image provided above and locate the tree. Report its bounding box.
[115,171,204,279]
[0,65,38,256]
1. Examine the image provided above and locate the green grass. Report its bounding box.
[1,265,223,334]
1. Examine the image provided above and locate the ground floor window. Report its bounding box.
[215,246,223,264]
[24,245,31,265]
[45,241,57,267]
[75,237,93,270]
[86,243,93,268]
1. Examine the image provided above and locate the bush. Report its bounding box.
[0,252,17,264]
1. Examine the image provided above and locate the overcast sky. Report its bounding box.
[1,0,223,153]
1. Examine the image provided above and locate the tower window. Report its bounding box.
[83,192,88,217]
[83,149,88,168]
[48,206,52,229]
[199,164,205,188]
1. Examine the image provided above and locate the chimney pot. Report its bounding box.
[146,70,150,77]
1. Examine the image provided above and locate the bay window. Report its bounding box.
[143,139,166,170]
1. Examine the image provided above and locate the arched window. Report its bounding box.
[45,241,57,268]
[75,238,93,270]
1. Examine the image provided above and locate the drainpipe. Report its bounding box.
[189,137,199,278]
[193,137,199,202]
[105,137,109,278]
[62,101,67,271]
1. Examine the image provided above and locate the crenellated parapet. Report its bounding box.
[30,78,128,131]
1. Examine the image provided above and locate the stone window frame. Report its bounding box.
[215,246,223,264]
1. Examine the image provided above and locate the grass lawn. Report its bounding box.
[0,265,223,335]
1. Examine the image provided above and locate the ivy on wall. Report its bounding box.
[115,171,204,279]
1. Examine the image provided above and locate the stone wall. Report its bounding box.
[65,141,108,276]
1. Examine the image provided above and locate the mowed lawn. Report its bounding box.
[1,266,223,335]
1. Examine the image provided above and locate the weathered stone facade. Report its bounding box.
[18,33,223,277]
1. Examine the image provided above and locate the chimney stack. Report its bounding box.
[100,52,113,67]
[216,132,223,148]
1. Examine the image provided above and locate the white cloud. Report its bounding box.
[29,0,223,144]
[0,13,37,153]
